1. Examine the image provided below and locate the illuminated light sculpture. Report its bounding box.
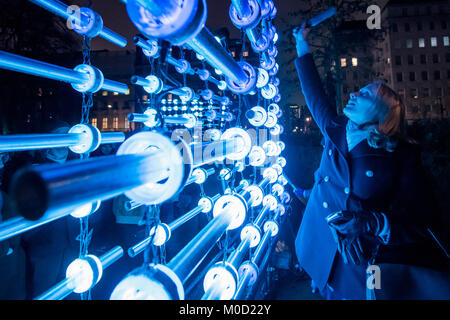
[0,201,100,242]
[111,200,245,300]
[195,68,227,90]
[267,44,278,58]
[124,199,143,212]
[128,108,197,129]
[0,124,125,153]
[186,167,215,185]
[276,156,287,168]
[260,53,276,71]
[262,140,278,157]
[219,168,233,182]
[267,103,279,115]
[240,166,279,209]
[28,0,127,47]
[229,0,260,30]
[202,194,278,300]
[0,50,128,94]
[235,179,250,193]
[204,109,234,122]
[273,93,281,103]
[233,204,283,300]
[270,124,282,136]
[245,106,267,127]
[10,131,185,221]
[36,246,123,300]
[131,75,199,102]
[248,146,266,167]
[126,0,257,94]
[166,55,196,75]
[260,83,277,100]
[280,191,291,204]
[128,194,220,256]
[134,35,160,58]
[264,111,278,128]
[269,63,279,76]
[11,127,253,221]
[228,0,273,54]
[199,89,231,105]
[256,68,270,89]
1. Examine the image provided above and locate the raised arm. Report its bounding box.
[293,23,337,135]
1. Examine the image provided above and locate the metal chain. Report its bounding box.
[78,2,92,297]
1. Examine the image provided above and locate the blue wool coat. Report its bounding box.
[294,53,449,298]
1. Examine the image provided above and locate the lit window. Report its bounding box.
[406,39,413,48]
[124,117,129,129]
[431,37,437,47]
[107,104,112,109]
[142,95,148,101]
[351,57,358,67]
[102,91,108,96]
[91,118,97,127]
[243,51,249,57]
[113,117,119,129]
[125,89,130,95]
[340,58,347,67]
[113,92,119,96]
[231,51,235,57]
[102,118,108,129]
[444,36,449,46]
[418,38,425,48]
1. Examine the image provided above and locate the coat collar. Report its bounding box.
[326,116,391,159]
[326,116,349,158]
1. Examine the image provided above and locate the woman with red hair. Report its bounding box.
[292,23,449,300]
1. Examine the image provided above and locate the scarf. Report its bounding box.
[346,120,378,152]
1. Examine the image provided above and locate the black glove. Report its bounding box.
[326,210,388,265]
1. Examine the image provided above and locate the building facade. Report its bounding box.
[89,50,137,133]
[380,0,450,121]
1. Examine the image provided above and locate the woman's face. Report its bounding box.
[343,83,387,125]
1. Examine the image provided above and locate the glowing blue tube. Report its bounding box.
[133,36,159,57]
[0,133,79,152]
[233,268,252,299]
[0,50,87,84]
[130,75,151,88]
[186,168,215,185]
[187,29,247,85]
[0,50,128,93]
[10,146,179,221]
[99,246,124,269]
[99,28,128,48]
[167,206,235,282]
[196,69,226,90]
[307,7,337,27]
[128,194,220,257]
[166,56,195,75]
[124,199,143,211]
[0,202,100,242]
[0,131,124,152]
[0,211,68,242]
[231,0,252,18]
[101,79,129,94]
[29,0,127,47]
[36,246,123,300]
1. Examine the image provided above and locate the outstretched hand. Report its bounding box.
[292,22,311,43]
